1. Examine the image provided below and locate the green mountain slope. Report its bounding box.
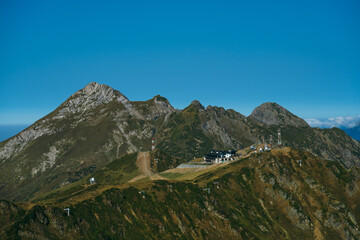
[1,148,359,239]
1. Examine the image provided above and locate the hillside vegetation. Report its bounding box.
[1,148,359,239]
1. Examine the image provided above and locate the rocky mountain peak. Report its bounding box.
[188,100,205,110]
[75,82,128,101]
[152,95,174,112]
[152,95,167,101]
[249,102,309,127]
[56,82,129,116]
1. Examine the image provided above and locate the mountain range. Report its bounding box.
[1,82,360,239]
[0,82,359,202]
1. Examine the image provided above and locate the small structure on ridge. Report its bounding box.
[89,177,96,185]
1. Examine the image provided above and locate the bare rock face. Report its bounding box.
[0,125,55,162]
[55,82,129,117]
[153,95,174,111]
[250,102,309,127]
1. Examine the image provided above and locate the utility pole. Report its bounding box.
[277,129,282,147]
[64,208,70,216]
[139,191,146,198]
[151,138,155,151]
[297,160,302,167]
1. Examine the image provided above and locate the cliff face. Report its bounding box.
[1,149,359,239]
[0,82,359,202]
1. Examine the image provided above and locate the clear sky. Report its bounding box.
[1,0,359,126]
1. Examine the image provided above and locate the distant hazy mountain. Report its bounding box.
[306,116,360,141]
[342,123,360,141]
[0,82,359,201]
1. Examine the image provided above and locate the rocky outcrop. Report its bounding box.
[188,100,205,110]
[0,124,55,162]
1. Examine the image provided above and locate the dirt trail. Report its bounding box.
[136,151,152,176]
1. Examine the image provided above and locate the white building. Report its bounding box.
[89,177,96,185]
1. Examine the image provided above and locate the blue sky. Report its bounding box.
[1,0,359,127]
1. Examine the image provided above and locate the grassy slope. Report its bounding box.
[2,148,359,239]
[31,153,139,204]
